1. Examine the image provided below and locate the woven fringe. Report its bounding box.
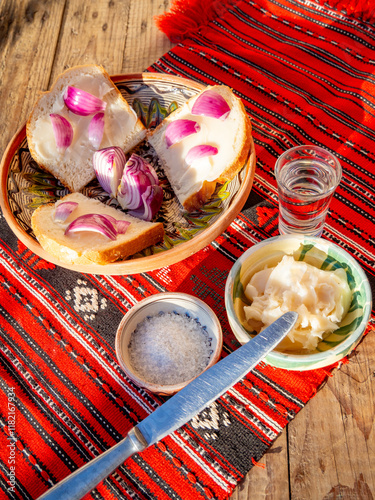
[251,457,266,469]
[156,0,375,40]
[155,0,240,42]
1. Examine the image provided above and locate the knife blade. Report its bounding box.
[38,311,297,500]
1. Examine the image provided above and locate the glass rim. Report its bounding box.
[275,144,342,198]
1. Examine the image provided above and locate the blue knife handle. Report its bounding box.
[37,427,147,500]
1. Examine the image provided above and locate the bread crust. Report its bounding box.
[216,105,252,183]
[183,180,217,212]
[33,220,164,265]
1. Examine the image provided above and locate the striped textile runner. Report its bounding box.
[0,0,374,499]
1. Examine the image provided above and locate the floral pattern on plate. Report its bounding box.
[6,76,246,259]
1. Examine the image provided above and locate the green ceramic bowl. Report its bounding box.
[225,235,372,371]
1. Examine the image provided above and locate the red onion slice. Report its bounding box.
[191,90,230,120]
[64,86,107,116]
[95,214,130,234]
[165,119,200,148]
[93,146,126,197]
[64,214,130,240]
[50,114,73,153]
[144,161,159,186]
[88,112,105,149]
[185,145,218,165]
[117,154,160,211]
[54,201,78,222]
[128,185,163,221]
[114,219,131,234]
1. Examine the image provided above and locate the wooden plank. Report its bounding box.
[288,332,375,498]
[48,0,131,83]
[0,0,65,153]
[123,0,174,73]
[230,431,290,500]
[48,0,173,82]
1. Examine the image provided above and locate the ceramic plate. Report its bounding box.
[0,73,256,275]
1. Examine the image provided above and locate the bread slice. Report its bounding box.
[26,65,146,192]
[31,193,164,265]
[147,85,252,211]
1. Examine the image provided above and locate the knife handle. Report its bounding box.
[37,427,147,500]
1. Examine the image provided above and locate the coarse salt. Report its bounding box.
[128,312,213,385]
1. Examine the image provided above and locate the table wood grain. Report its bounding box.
[0,1,373,498]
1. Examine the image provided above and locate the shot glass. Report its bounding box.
[275,145,342,237]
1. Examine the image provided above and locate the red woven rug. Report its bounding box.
[1,0,374,498]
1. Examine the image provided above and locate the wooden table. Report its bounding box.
[0,1,373,498]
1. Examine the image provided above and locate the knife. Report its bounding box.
[38,311,297,500]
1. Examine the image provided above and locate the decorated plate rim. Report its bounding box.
[0,73,256,276]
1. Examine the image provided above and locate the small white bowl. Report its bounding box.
[225,235,372,371]
[115,292,223,395]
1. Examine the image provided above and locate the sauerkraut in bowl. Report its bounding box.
[225,235,372,371]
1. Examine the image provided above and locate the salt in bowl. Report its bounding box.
[115,292,223,395]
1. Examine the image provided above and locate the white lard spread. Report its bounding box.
[33,74,138,163]
[244,255,351,352]
[160,93,242,206]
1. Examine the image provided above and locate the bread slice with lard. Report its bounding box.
[31,193,164,265]
[147,85,252,211]
[26,65,146,192]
